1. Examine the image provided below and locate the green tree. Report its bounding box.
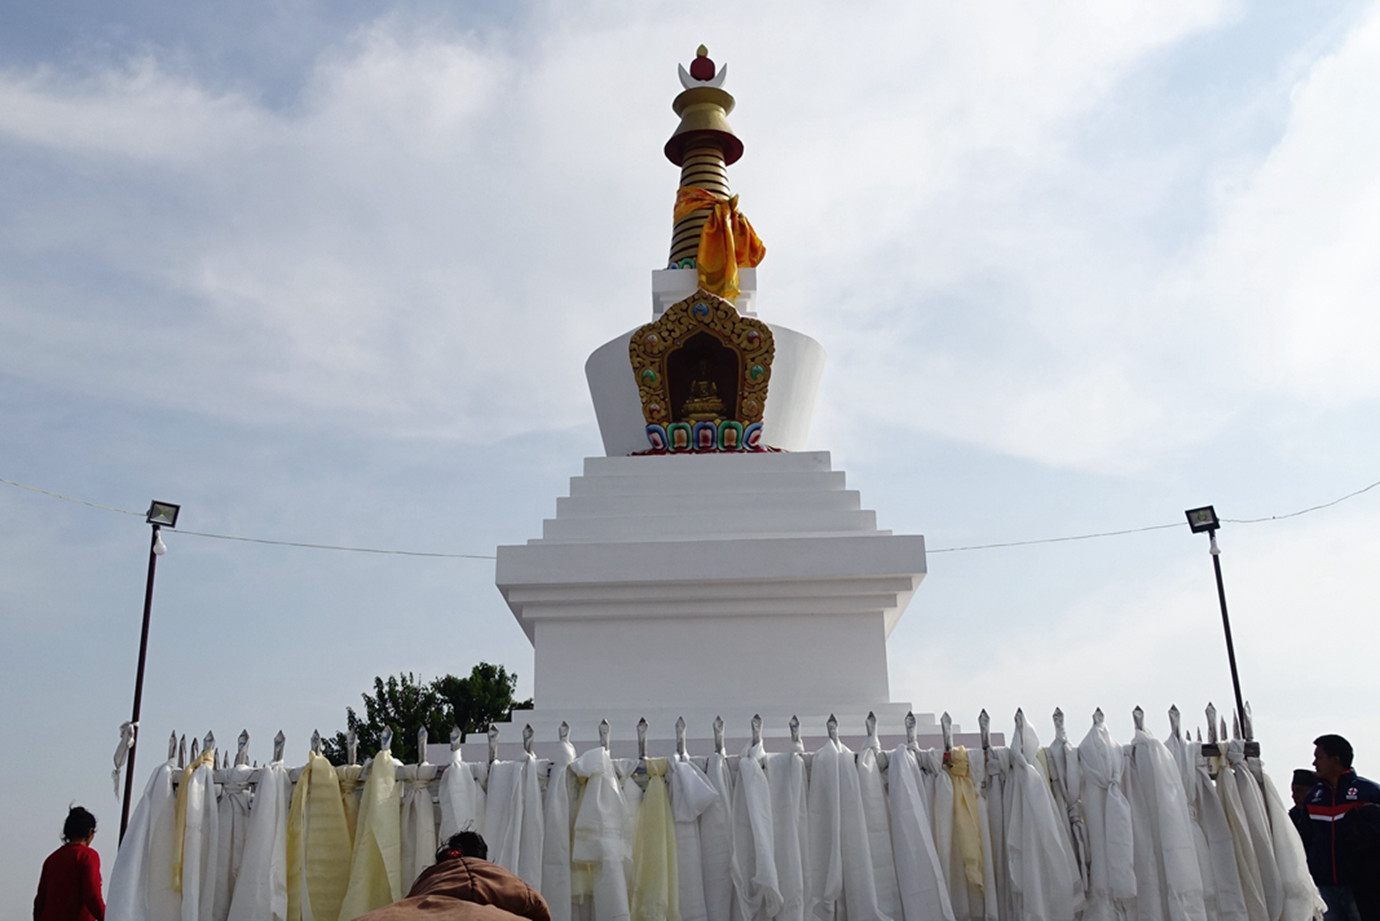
[434,662,533,741]
[323,664,532,765]
[323,672,449,765]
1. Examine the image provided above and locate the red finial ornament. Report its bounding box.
[690,45,715,81]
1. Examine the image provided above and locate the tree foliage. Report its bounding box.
[435,662,532,740]
[323,664,532,765]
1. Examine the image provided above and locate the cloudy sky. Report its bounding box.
[4,0,1380,909]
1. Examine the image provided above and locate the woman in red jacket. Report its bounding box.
[33,806,105,921]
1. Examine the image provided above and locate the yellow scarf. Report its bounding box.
[673,188,766,301]
[338,751,403,919]
[948,746,985,890]
[569,775,594,901]
[171,748,216,893]
[630,759,678,921]
[287,752,353,921]
[335,763,364,844]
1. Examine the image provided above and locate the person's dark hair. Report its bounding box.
[62,806,97,844]
[1314,734,1354,768]
[1292,768,1318,787]
[434,830,487,864]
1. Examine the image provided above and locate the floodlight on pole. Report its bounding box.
[119,501,181,844]
[1184,504,1250,741]
[1185,505,1219,534]
[147,501,180,527]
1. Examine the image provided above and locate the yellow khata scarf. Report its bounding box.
[630,759,678,921]
[947,746,986,891]
[287,752,353,921]
[569,775,594,901]
[172,748,217,893]
[338,750,403,919]
[673,187,766,301]
[336,763,364,844]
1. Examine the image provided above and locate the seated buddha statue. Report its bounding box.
[680,359,727,422]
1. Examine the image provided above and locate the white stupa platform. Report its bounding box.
[493,450,926,747]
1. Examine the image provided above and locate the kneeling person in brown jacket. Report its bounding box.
[351,832,550,921]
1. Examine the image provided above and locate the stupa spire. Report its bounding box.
[664,47,763,299]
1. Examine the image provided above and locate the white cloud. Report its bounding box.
[801,3,1380,474]
[0,0,1247,457]
[1184,3,1380,404]
[0,57,271,163]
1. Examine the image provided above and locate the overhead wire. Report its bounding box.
[925,521,1183,554]
[925,477,1380,552]
[0,476,496,560]
[1221,478,1380,525]
[3,473,1378,560]
[0,476,145,518]
[174,529,496,560]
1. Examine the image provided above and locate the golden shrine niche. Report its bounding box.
[629,290,775,452]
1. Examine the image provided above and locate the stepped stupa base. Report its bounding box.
[496,452,926,721]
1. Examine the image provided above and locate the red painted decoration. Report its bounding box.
[690,53,715,81]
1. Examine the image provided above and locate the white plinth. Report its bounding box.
[653,267,756,317]
[493,451,926,744]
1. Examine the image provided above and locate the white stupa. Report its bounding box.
[488,48,947,756]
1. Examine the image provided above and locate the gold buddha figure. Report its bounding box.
[680,359,727,422]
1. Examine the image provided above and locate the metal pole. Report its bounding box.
[119,523,161,844]
[1209,532,1249,741]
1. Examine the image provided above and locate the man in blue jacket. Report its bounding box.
[1305,734,1380,921]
